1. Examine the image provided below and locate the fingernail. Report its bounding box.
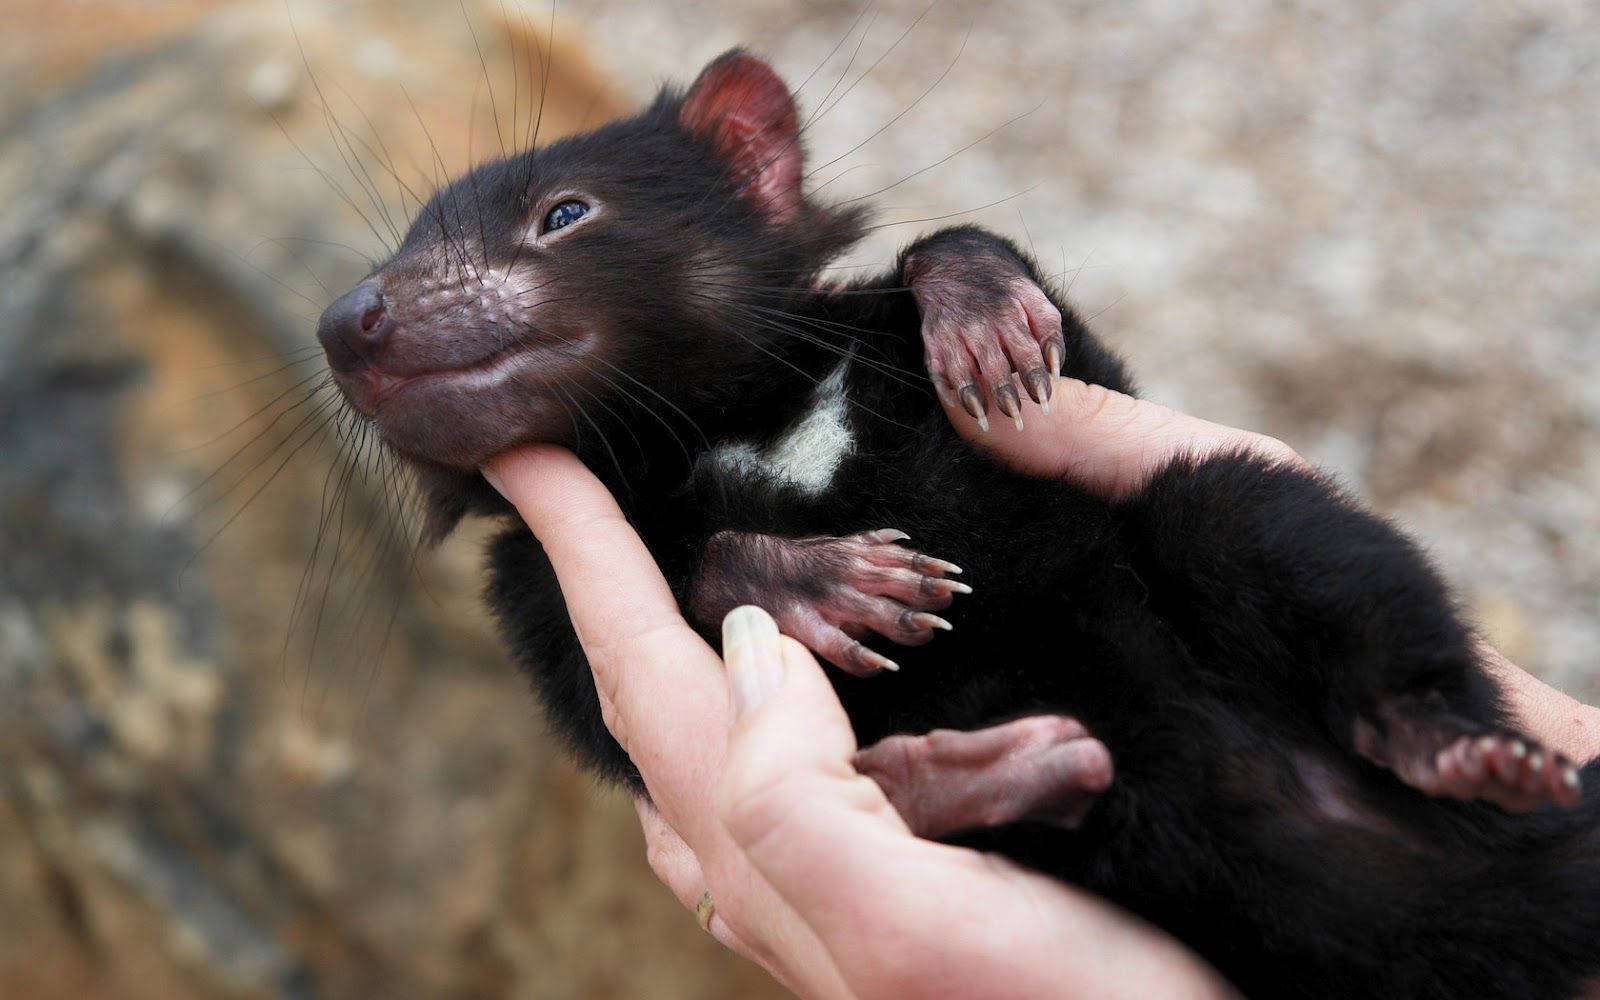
[723,605,784,718]
[481,465,504,496]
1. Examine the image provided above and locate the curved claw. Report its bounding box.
[958,384,990,432]
[697,528,971,679]
[913,261,1067,431]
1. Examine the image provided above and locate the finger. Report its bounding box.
[719,623,910,833]
[633,801,822,993]
[482,445,729,843]
[1477,639,1600,764]
[938,376,1306,499]
[481,445,702,682]
[634,800,766,959]
[718,626,1230,997]
[483,463,851,992]
[635,798,707,910]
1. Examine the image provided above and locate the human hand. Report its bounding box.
[483,445,1234,999]
[940,377,1600,762]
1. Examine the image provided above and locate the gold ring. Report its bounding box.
[695,890,715,932]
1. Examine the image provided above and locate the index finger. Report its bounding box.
[484,447,853,990]
[482,445,728,832]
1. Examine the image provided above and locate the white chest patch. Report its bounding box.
[711,361,854,496]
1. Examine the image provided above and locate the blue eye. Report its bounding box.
[543,199,589,233]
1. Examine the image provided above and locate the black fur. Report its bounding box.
[322,51,1600,999]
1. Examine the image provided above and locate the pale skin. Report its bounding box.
[483,377,1600,999]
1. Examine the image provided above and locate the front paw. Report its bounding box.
[905,240,1064,432]
[696,528,970,676]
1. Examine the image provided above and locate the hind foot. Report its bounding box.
[691,528,969,677]
[1425,732,1581,811]
[854,715,1113,839]
[1354,698,1583,812]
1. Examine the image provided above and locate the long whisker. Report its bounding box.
[169,369,334,484]
[288,14,402,250]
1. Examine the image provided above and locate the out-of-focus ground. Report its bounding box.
[1,1,1595,997]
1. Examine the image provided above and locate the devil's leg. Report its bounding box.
[853,715,1114,839]
[1121,452,1585,812]
[687,528,969,676]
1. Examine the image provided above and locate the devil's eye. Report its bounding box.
[543,200,589,233]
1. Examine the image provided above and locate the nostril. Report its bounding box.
[317,281,387,371]
[360,303,387,333]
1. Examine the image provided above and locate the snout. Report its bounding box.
[316,279,391,373]
[309,266,589,465]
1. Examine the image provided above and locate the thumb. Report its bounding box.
[718,606,890,818]
[716,605,911,865]
[939,376,1304,499]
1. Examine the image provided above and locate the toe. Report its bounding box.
[853,565,960,608]
[993,380,1025,430]
[995,301,1049,401]
[960,329,1014,423]
[1017,283,1065,375]
[792,613,900,677]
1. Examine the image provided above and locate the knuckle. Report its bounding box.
[582,616,686,675]
[1252,434,1306,469]
[642,839,679,889]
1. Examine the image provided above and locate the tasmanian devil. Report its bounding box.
[311,49,1600,998]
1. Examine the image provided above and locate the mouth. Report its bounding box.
[362,346,534,409]
[333,334,592,416]
[324,333,594,468]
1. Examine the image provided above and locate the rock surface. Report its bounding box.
[1,1,1595,997]
[2,2,774,997]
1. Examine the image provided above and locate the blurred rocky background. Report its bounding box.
[1,0,1595,997]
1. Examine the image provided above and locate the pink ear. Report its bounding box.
[679,51,802,224]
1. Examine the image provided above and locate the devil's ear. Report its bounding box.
[679,50,802,224]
